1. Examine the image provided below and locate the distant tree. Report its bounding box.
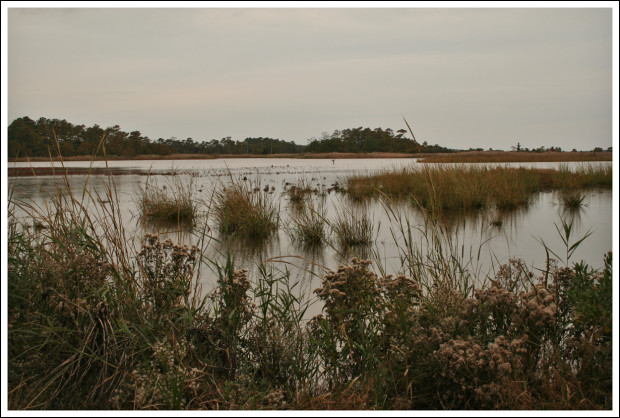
[8,117,41,157]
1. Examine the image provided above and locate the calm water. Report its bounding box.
[8,158,613,318]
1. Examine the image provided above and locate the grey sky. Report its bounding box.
[6,5,614,151]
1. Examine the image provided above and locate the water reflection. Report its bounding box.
[8,160,613,301]
[559,205,585,231]
[139,218,200,245]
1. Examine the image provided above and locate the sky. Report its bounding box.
[3,2,617,151]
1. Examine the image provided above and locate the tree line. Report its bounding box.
[305,127,451,154]
[8,116,455,158]
[7,116,305,158]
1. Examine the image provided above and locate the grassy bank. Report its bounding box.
[8,152,418,164]
[418,151,612,163]
[8,150,612,165]
[7,169,613,410]
[346,164,612,211]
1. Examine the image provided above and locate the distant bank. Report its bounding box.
[8,150,611,164]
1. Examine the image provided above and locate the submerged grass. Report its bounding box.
[7,153,613,410]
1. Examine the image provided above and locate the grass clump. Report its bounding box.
[285,177,317,207]
[288,198,327,248]
[558,189,587,208]
[331,207,374,248]
[551,165,602,208]
[138,178,196,224]
[213,180,279,240]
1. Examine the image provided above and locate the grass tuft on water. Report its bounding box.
[138,177,197,225]
[212,178,279,240]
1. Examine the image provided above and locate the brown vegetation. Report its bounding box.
[8,153,217,163]
[7,166,154,177]
[418,151,612,163]
[346,164,612,211]
[7,159,613,410]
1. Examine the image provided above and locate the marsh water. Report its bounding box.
[8,158,613,318]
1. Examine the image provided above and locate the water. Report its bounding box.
[8,158,613,318]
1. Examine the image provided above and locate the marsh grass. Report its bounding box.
[288,198,327,248]
[285,177,317,207]
[558,189,587,208]
[137,176,197,225]
[551,165,603,209]
[212,178,279,241]
[418,151,612,163]
[330,206,374,248]
[346,164,611,213]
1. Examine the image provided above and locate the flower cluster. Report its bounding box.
[314,258,381,327]
[137,233,199,317]
[434,335,525,408]
[111,337,202,409]
[517,283,557,332]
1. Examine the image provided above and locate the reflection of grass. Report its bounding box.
[489,215,503,227]
[346,164,611,212]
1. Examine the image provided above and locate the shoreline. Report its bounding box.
[7,152,420,163]
[7,150,612,164]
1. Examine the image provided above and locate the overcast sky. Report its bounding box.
[4,4,615,151]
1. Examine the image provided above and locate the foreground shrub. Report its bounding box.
[310,254,613,409]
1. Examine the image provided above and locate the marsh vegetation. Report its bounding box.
[346,164,612,212]
[6,159,613,410]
